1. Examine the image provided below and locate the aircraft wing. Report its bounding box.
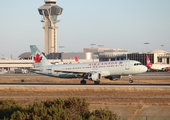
[54,69,110,76]
[54,69,95,74]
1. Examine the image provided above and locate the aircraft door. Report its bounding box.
[92,64,98,70]
[125,61,130,70]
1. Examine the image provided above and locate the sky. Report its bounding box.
[0,0,170,59]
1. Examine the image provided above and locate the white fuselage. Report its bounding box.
[34,60,147,78]
[151,63,169,70]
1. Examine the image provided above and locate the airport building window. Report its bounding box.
[167,58,169,64]
[158,58,162,62]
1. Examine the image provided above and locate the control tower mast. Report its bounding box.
[38,0,63,55]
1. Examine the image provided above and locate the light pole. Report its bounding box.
[98,45,104,48]
[144,42,149,53]
[90,44,96,48]
[98,45,104,53]
[1,54,4,59]
[161,45,164,50]
[59,46,65,53]
[90,44,96,62]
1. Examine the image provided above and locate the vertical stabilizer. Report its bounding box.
[30,45,51,67]
[146,55,152,68]
[74,56,79,63]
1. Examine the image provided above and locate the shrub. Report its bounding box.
[0,98,118,120]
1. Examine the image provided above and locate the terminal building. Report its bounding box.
[127,50,170,65]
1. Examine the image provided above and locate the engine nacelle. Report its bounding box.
[87,72,101,81]
[106,75,122,81]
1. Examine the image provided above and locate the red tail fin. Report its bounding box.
[74,56,79,63]
[168,67,170,72]
[146,55,152,68]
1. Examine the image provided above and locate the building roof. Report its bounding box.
[148,50,167,54]
[18,52,32,58]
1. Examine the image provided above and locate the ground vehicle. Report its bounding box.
[14,69,28,74]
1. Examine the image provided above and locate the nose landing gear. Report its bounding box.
[129,75,133,83]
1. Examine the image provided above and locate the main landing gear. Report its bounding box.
[80,79,100,85]
[80,79,86,85]
[129,75,133,83]
[80,74,87,85]
[94,81,100,84]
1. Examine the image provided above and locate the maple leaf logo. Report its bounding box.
[34,54,42,63]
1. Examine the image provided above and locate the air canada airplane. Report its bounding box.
[30,45,147,84]
[146,55,170,71]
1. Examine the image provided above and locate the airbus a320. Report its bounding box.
[30,45,147,84]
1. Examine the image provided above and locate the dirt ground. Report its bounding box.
[0,75,170,119]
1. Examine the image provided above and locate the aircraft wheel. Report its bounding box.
[94,81,100,84]
[129,80,133,83]
[80,80,86,85]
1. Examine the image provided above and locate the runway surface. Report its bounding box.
[0,82,169,88]
[0,72,170,87]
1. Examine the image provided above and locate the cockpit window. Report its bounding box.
[134,63,142,66]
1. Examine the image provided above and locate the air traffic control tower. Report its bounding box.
[38,0,63,55]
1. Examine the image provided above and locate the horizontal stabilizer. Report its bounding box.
[29,68,42,72]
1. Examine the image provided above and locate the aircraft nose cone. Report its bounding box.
[144,66,148,72]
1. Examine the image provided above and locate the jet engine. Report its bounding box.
[106,75,122,81]
[87,72,101,81]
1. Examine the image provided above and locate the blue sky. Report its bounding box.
[0,0,170,59]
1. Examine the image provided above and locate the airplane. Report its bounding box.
[146,55,170,72]
[30,45,147,84]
